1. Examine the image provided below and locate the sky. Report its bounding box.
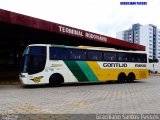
[0,0,160,38]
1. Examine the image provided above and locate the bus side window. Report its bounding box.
[103,52,116,61]
[50,47,69,60]
[130,54,135,62]
[87,51,102,61]
[142,54,147,63]
[130,53,141,63]
[117,52,128,62]
[124,53,128,62]
[69,49,86,60]
[139,54,147,63]
[134,54,141,62]
[118,53,124,62]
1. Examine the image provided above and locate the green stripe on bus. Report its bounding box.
[64,61,89,82]
[76,61,98,82]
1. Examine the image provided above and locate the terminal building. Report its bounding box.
[0,9,145,79]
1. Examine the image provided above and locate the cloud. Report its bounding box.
[0,0,160,38]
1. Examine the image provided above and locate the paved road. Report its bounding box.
[0,76,160,119]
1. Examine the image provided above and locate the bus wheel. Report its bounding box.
[118,73,126,83]
[49,74,64,87]
[127,73,135,83]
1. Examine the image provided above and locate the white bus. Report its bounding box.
[19,44,149,85]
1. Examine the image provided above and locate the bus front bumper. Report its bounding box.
[19,73,35,85]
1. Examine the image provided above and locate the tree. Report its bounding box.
[149,58,159,63]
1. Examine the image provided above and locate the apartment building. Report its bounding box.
[116,24,160,59]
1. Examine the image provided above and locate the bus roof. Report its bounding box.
[28,44,147,54]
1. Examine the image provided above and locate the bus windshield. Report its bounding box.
[20,46,46,74]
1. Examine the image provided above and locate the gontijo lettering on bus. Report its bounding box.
[103,63,127,67]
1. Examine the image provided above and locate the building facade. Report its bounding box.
[116,23,141,44]
[0,9,145,79]
[116,24,160,60]
[157,29,160,59]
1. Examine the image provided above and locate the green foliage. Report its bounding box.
[149,58,159,63]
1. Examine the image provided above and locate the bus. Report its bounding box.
[19,44,149,85]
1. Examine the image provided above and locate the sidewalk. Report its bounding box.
[149,73,160,76]
[0,79,20,85]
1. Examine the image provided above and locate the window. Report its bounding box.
[129,54,135,62]
[117,52,146,63]
[103,52,117,61]
[24,46,46,75]
[50,47,69,60]
[117,52,128,62]
[50,47,87,60]
[50,47,147,63]
[87,50,102,61]
[130,53,147,63]
[139,54,147,63]
[69,49,86,60]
